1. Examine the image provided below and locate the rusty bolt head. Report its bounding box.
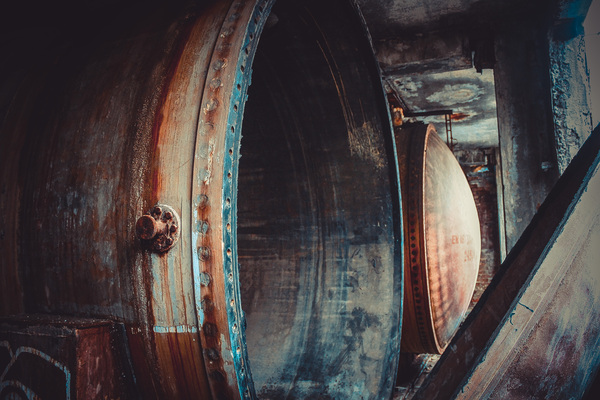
[199,272,211,286]
[198,194,209,209]
[136,215,158,240]
[205,348,221,362]
[199,247,211,261]
[203,322,218,337]
[137,204,180,253]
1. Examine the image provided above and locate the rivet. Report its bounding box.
[220,27,234,38]
[164,211,173,220]
[201,297,214,312]
[198,220,209,235]
[198,194,209,209]
[152,206,162,216]
[203,322,218,337]
[170,225,178,233]
[205,98,219,112]
[206,348,220,361]
[199,247,211,261]
[199,272,211,286]
[213,59,227,70]
[209,78,221,90]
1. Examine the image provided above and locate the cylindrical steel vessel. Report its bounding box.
[0,0,402,398]
[395,123,480,354]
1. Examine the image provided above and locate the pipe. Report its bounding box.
[0,0,402,398]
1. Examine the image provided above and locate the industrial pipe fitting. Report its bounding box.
[135,204,180,253]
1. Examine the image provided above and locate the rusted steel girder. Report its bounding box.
[0,0,403,398]
[415,125,600,399]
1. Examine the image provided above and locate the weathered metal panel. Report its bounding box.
[414,125,600,399]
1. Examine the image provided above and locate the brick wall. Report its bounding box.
[454,147,501,307]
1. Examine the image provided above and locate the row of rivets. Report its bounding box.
[220,1,270,398]
[199,0,245,388]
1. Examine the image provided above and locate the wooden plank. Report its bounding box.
[415,124,600,399]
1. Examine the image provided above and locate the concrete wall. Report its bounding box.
[549,19,594,173]
[494,22,561,251]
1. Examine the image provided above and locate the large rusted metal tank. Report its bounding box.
[395,123,481,354]
[0,0,402,399]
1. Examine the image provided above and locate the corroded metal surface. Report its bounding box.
[236,1,402,398]
[395,123,480,354]
[1,2,227,396]
[415,125,600,399]
[0,0,402,398]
